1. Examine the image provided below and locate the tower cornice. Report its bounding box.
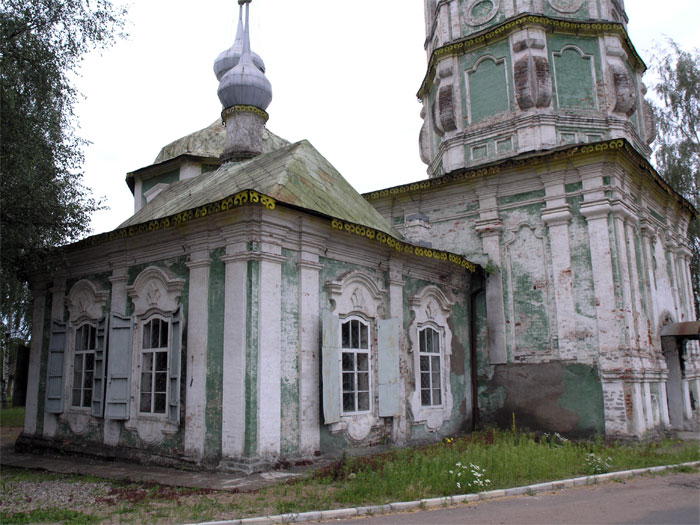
[417,13,645,101]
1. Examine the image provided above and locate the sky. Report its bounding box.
[74,0,700,236]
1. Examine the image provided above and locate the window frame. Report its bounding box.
[71,322,98,410]
[137,314,171,416]
[340,315,373,415]
[408,285,455,431]
[418,324,444,408]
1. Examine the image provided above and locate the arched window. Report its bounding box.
[341,317,371,414]
[419,326,443,407]
[409,285,455,431]
[139,316,170,414]
[72,323,97,409]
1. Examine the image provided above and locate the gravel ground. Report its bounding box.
[0,475,112,515]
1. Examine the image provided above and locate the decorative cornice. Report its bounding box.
[58,198,479,276]
[221,105,269,123]
[75,189,275,248]
[541,206,572,226]
[580,201,612,220]
[185,259,212,270]
[418,14,645,99]
[329,219,477,273]
[363,138,697,219]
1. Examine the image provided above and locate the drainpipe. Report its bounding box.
[469,270,485,431]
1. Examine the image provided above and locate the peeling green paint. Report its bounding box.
[462,40,513,124]
[497,189,546,206]
[649,209,665,224]
[204,248,225,460]
[549,34,601,111]
[244,259,259,457]
[280,248,300,456]
[565,182,584,193]
[567,197,598,354]
[543,2,588,19]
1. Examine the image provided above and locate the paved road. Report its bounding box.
[329,471,700,525]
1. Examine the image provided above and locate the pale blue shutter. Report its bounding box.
[321,311,341,424]
[91,316,108,417]
[45,320,67,414]
[105,313,133,420]
[377,318,401,417]
[168,310,182,425]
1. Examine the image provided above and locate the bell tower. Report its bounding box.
[419,0,655,177]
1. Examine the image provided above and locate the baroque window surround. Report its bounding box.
[325,270,386,442]
[408,285,455,432]
[125,266,185,445]
[63,279,109,434]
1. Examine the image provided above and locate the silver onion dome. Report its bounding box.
[217,1,272,110]
[213,3,265,81]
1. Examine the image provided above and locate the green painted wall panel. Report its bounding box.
[557,364,605,436]
[204,248,225,460]
[469,57,510,123]
[141,169,180,209]
[245,259,259,457]
[280,249,300,455]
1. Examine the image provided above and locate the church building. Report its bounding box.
[19,0,699,471]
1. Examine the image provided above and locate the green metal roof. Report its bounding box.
[121,139,402,239]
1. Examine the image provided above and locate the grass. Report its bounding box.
[0,405,25,427]
[0,430,698,523]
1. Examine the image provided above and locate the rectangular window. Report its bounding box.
[341,318,370,414]
[72,324,96,408]
[139,317,169,414]
[419,327,442,407]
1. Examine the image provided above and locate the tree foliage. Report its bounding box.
[651,41,700,316]
[0,0,127,337]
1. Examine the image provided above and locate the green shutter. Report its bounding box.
[91,316,108,417]
[45,320,67,414]
[378,318,401,417]
[168,310,182,425]
[321,311,341,424]
[105,313,133,420]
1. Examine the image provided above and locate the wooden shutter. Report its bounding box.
[91,316,108,418]
[105,313,133,420]
[45,320,67,414]
[168,310,182,425]
[377,318,401,417]
[321,311,341,424]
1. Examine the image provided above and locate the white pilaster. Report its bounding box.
[44,276,66,438]
[257,243,283,458]
[298,224,324,456]
[24,287,47,435]
[184,247,211,459]
[476,185,507,364]
[580,201,619,355]
[611,207,633,350]
[624,220,644,350]
[631,382,646,435]
[389,257,408,443]
[541,204,576,360]
[640,222,658,332]
[105,263,128,447]
[221,240,249,458]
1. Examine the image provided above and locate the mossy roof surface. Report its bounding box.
[152,120,290,164]
[122,139,402,238]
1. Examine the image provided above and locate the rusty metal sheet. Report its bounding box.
[660,321,700,340]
